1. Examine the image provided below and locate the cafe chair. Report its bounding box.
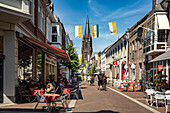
[34,92,46,111]
[154,92,165,108]
[165,95,170,113]
[53,94,69,112]
[70,89,79,100]
[145,89,155,106]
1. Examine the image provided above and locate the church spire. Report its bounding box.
[85,14,90,38]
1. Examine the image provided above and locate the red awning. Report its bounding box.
[23,35,69,61]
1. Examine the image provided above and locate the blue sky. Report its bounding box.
[51,0,152,54]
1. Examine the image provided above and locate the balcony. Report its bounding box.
[143,29,167,55]
[0,0,31,24]
[143,12,170,56]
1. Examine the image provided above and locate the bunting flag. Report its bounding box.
[85,60,87,65]
[79,54,82,64]
[108,21,117,35]
[87,54,91,62]
[86,63,88,67]
[95,54,99,60]
[84,67,86,70]
[92,24,99,38]
[75,25,82,38]
[90,60,93,64]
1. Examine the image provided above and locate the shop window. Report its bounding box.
[158,30,165,42]
[52,35,57,42]
[0,37,3,55]
[150,63,153,68]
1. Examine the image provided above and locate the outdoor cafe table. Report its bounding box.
[63,88,74,94]
[43,94,60,112]
[30,90,44,96]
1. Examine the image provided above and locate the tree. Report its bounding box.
[92,65,97,74]
[37,54,42,72]
[62,41,80,79]
[18,56,31,80]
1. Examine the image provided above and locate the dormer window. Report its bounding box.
[52,26,58,42]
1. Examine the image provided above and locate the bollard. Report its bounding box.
[127,83,129,92]
[134,83,136,92]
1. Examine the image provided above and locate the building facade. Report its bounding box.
[105,33,128,84]
[0,0,70,103]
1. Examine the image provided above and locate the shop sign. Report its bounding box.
[113,61,118,65]
[158,65,164,71]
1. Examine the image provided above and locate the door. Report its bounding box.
[0,60,3,103]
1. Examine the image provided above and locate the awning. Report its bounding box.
[18,34,69,61]
[157,15,170,29]
[149,50,170,63]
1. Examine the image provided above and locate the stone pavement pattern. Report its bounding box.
[73,82,161,113]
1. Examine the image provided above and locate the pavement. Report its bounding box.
[0,82,168,113]
[73,82,167,113]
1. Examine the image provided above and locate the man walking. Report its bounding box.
[103,76,107,91]
[97,74,103,90]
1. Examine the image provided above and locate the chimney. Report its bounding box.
[152,0,157,9]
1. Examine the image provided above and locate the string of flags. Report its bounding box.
[75,21,117,38]
[79,53,99,68]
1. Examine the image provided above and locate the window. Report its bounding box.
[0,37,3,55]
[42,12,45,33]
[29,0,34,24]
[52,27,57,33]
[158,30,165,42]
[38,6,42,30]
[52,35,57,42]
[132,41,134,51]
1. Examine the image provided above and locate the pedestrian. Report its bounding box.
[97,74,103,90]
[87,75,91,84]
[103,76,107,91]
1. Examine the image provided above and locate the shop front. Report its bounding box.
[149,49,170,90]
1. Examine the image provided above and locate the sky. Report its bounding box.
[51,0,152,54]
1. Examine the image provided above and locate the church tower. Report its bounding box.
[81,15,93,66]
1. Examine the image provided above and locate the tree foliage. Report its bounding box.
[18,56,31,79]
[92,65,97,74]
[62,41,80,76]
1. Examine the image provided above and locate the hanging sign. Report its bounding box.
[158,65,164,71]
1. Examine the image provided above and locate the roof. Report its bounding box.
[23,35,69,61]
[149,49,170,63]
[105,33,127,53]
[129,3,165,32]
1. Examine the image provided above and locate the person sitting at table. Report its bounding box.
[45,82,55,94]
[26,80,38,90]
[36,81,43,90]
[59,79,66,88]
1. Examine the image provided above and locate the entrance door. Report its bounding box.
[0,60,3,103]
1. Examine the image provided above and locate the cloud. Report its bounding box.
[88,0,103,17]
[102,0,150,22]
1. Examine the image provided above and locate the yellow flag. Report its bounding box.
[90,60,93,64]
[75,25,82,38]
[112,22,117,35]
[79,54,82,64]
[108,21,117,35]
[97,54,99,60]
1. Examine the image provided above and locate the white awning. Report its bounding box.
[157,15,170,29]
